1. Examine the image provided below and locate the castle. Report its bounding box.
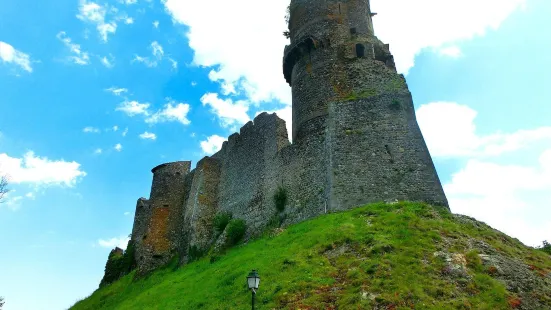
[121,0,449,275]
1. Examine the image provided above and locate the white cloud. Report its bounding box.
[0,41,33,72]
[416,102,551,247]
[132,54,157,67]
[100,54,115,68]
[25,192,35,199]
[162,0,291,105]
[83,126,100,133]
[123,0,137,4]
[146,101,191,125]
[151,41,164,59]
[122,128,129,137]
[200,93,250,128]
[139,132,157,140]
[114,144,123,152]
[77,0,117,42]
[438,46,463,58]
[124,211,131,216]
[112,125,119,132]
[371,0,526,73]
[200,135,226,155]
[94,148,103,154]
[105,87,128,96]
[116,100,150,116]
[4,192,23,211]
[98,236,130,249]
[417,102,551,158]
[56,32,90,65]
[153,21,159,28]
[168,58,178,70]
[221,82,236,95]
[0,151,86,187]
[445,152,551,247]
[125,17,134,24]
[132,42,168,68]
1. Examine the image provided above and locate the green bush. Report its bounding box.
[273,186,288,213]
[213,212,232,234]
[226,219,247,246]
[466,250,483,272]
[99,241,137,287]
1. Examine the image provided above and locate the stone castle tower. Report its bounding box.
[123,0,448,275]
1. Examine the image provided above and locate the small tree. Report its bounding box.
[541,240,551,255]
[0,296,5,309]
[213,212,232,235]
[0,175,9,203]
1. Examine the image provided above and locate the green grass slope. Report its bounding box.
[72,203,551,309]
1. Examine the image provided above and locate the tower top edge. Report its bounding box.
[151,161,192,174]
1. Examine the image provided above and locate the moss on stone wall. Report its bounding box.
[341,88,378,101]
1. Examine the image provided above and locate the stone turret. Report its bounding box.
[283,0,448,209]
[135,161,191,273]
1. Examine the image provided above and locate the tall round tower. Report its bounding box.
[283,0,449,209]
[284,0,391,142]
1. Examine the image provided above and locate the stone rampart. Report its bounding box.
[121,0,449,276]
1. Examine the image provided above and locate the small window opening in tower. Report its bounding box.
[350,28,357,35]
[356,44,365,58]
[163,204,169,208]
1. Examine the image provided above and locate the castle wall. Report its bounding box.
[183,157,221,253]
[212,112,290,235]
[123,0,449,276]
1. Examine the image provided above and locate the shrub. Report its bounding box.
[188,245,205,262]
[273,186,288,213]
[466,250,483,272]
[226,219,247,246]
[99,241,137,287]
[213,212,232,234]
[540,240,551,255]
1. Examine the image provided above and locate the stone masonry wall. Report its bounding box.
[182,157,221,255]
[212,112,290,236]
[130,198,150,272]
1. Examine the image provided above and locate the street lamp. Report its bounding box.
[247,270,260,310]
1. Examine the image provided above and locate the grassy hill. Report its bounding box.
[72,202,551,309]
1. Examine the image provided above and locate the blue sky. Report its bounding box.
[0,0,550,309]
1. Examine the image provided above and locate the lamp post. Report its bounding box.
[247,270,260,310]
